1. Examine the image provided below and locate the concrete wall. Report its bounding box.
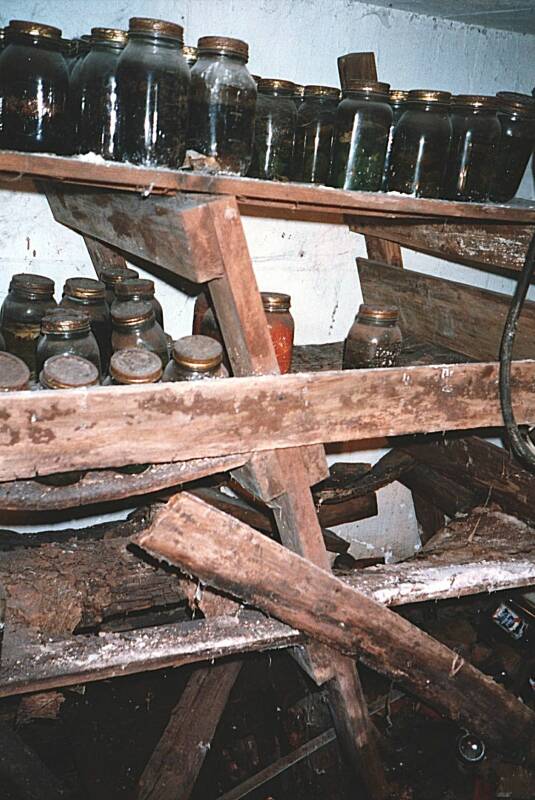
[1,0,533,556]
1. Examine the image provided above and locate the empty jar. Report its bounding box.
[0,352,30,391]
[491,95,535,202]
[0,273,57,377]
[100,266,139,307]
[60,277,111,372]
[116,17,190,168]
[110,347,163,384]
[293,85,340,184]
[163,335,228,381]
[249,78,297,180]
[445,95,501,202]
[331,80,392,192]
[0,20,70,153]
[188,36,256,175]
[343,305,402,369]
[37,308,101,376]
[113,278,164,328]
[111,300,168,366]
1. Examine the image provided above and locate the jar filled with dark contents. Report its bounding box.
[491,95,535,202]
[292,84,305,110]
[343,305,402,369]
[60,277,111,372]
[116,17,190,168]
[293,85,340,184]
[61,38,77,72]
[0,273,57,377]
[262,292,294,374]
[386,89,451,197]
[331,80,392,192]
[182,45,198,69]
[0,20,70,153]
[110,347,162,384]
[113,278,164,327]
[111,300,168,366]
[163,335,228,381]
[381,89,408,190]
[188,36,257,175]
[249,79,297,180]
[76,27,128,158]
[445,95,501,202]
[69,35,90,76]
[100,266,139,307]
[0,352,30,391]
[37,308,101,376]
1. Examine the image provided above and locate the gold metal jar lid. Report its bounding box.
[452,94,498,110]
[389,89,409,102]
[497,90,535,107]
[8,20,62,39]
[63,277,106,301]
[197,36,249,60]
[304,85,340,99]
[10,273,55,296]
[496,91,535,117]
[41,308,90,334]
[112,300,154,327]
[90,27,128,45]
[0,352,30,391]
[357,304,399,322]
[115,278,155,299]
[110,348,163,384]
[100,266,139,288]
[344,79,390,95]
[129,17,184,43]
[41,354,99,389]
[172,335,223,371]
[408,89,451,103]
[258,78,297,95]
[261,292,291,312]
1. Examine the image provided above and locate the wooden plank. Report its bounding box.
[137,493,535,762]
[1,151,535,223]
[365,236,404,266]
[352,220,534,274]
[358,258,535,361]
[83,235,128,277]
[2,361,535,481]
[45,185,226,283]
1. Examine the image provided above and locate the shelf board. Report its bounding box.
[2,150,535,224]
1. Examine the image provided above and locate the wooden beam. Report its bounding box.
[358,258,535,361]
[2,361,535,481]
[83,235,128,277]
[137,493,535,762]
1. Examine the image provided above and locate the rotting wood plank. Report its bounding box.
[358,258,535,360]
[2,361,535,481]
[136,493,535,762]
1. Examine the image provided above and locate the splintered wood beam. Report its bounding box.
[137,493,535,762]
[352,220,534,274]
[2,361,535,481]
[358,258,535,361]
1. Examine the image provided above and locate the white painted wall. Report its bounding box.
[0,0,533,556]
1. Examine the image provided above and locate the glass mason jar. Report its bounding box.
[331,80,392,192]
[60,277,111,373]
[249,79,297,180]
[343,305,402,369]
[386,89,451,197]
[110,347,162,384]
[113,278,164,327]
[292,84,305,110]
[75,27,128,158]
[61,38,77,73]
[381,89,408,190]
[116,17,190,168]
[0,352,30,391]
[111,300,169,366]
[293,85,339,184]
[445,95,502,202]
[491,96,535,202]
[100,266,139,307]
[0,20,70,154]
[163,335,228,381]
[262,292,294,374]
[36,308,101,376]
[188,36,257,176]
[0,273,57,378]
[182,45,198,69]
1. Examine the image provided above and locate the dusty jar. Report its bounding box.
[0,20,70,153]
[0,352,30,391]
[163,335,228,381]
[188,36,256,175]
[113,278,164,328]
[343,305,402,369]
[110,347,163,384]
[116,17,190,168]
[491,96,535,202]
[249,78,297,181]
[60,277,111,372]
[331,80,392,192]
[36,308,101,376]
[111,300,168,366]
[100,266,139,307]
[293,85,340,184]
[0,273,57,378]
